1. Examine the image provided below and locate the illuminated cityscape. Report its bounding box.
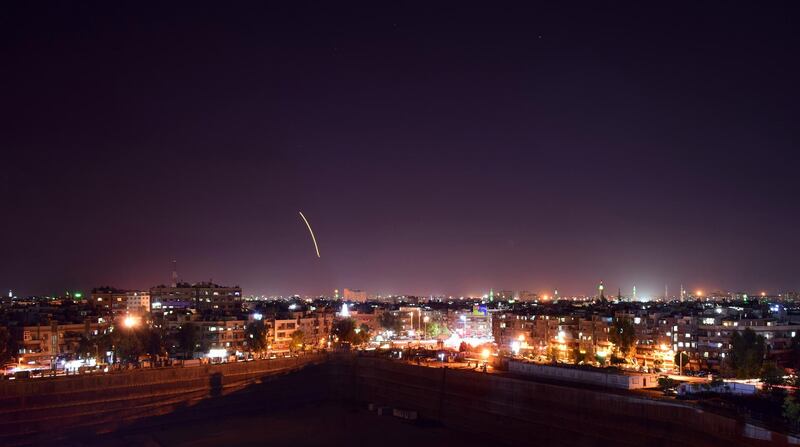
[3,2,799,446]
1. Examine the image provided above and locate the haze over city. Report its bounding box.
[3,3,798,298]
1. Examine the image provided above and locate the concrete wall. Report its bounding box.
[335,357,797,447]
[0,355,326,445]
[1,354,797,447]
[508,360,660,389]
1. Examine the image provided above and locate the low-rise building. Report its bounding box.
[11,319,110,368]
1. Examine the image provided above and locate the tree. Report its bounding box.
[93,332,114,361]
[245,321,268,357]
[331,319,371,347]
[0,327,14,364]
[760,362,785,390]
[76,335,98,360]
[784,395,800,430]
[290,330,306,352]
[357,324,372,344]
[608,318,637,360]
[674,351,690,372]
[176,323,202,359]
[790,333,800,370]
[332,318,358,346]
[729,328,766,379]
[378,312,402,333]
[90,326,145,365]
[142,328,167,363]
[113,328,145,364]
[425,322,449,339]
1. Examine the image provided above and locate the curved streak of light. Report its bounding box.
[298,211,321,258]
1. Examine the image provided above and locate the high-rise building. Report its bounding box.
[518,291,538,302]
[150,281,242,313]
[343,288,367,302]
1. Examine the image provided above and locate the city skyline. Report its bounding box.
[3,3,799,297]
[3,266,786,302]
[5,3,800,445]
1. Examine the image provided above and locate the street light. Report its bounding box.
[481,348,491,370]
[123,315,139,328]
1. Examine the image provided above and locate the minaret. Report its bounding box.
[665,284,669,301]
[598,280,605,302]
[632,285,637,302]
[171,260,178,287]
[617,288,622,302]
[680,284,685,302]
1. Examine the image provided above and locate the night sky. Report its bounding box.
[2,3,798,298]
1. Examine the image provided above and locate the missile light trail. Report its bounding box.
[298,211,321,258]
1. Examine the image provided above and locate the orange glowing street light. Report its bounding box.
[123,315,139,328]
